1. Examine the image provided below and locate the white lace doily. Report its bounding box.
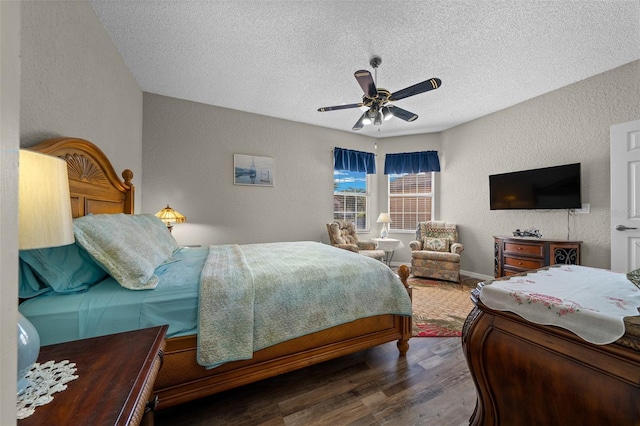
[17,360,78,420]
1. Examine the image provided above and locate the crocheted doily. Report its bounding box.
[17,360,78,419]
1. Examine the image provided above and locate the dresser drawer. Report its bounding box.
[503,242,544,257]
[130,349,164,425]
[494,236,582,278]
[504,256,545,270]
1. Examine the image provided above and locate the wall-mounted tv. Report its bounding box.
[489,163,582,210]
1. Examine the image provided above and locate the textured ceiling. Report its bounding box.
[90,1,640,138]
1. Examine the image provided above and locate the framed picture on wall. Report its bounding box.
[233,154,274,186]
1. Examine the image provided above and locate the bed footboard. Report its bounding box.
[155,265,412,409]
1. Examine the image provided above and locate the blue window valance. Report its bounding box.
[384,150,441,175]
[333,147,376,174]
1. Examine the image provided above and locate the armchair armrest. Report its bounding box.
[409,240,423,251]
[357,241,377,251]
[336,243,359,253]
[450,242,464,254]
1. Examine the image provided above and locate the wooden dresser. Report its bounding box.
[494,236,581,277]
[19,325,167,426]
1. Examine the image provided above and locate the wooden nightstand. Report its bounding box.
[18,325,167,426]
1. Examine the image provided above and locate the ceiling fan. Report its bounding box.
[317,56,441,131]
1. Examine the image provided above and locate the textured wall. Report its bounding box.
[19,1,143,208]
[441,60,640,276]
[142,93,378,246]
[1,2,21,420]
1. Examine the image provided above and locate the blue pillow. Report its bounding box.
[19,242,109,294]
[18,260,52,299]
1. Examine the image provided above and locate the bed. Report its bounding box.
[18,137,413,410]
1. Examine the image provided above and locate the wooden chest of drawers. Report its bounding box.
[19,325,167,426]
[494,236,581,278]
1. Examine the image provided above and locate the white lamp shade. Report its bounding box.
[376,213,392,224]
[19,150,74,249]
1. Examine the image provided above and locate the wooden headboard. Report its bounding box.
[30,137,134,217]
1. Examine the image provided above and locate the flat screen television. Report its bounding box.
[489,163,582,210]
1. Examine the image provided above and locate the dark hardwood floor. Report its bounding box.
[155,337,476,425]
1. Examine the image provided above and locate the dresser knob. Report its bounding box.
[145,395,159,414]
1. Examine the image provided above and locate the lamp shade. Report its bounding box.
[19,150,74,250]
[376,213,392,224]
[155,204,186,224]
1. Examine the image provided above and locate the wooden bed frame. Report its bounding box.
[29,137,413,410]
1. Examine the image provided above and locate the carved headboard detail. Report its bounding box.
[29,137,134,217]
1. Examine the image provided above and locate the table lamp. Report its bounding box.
[155,204,186,233]
[18,150,74,394]
[376,213,392,238]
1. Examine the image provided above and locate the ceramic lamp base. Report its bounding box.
[17,312,40,395]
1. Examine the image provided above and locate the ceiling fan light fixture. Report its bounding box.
[382,106,394,121]
[362,116,372,125]
[374,111,383,126]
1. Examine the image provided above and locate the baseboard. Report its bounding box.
[460,269,493,281]
[389,262,493,282]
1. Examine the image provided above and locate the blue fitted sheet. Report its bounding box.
[19,246,207,345]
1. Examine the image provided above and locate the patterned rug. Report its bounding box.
[407,274,483,337]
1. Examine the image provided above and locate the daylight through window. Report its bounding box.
[388,172,434,231]
[334,170,369,231]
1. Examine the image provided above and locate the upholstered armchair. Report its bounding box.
[409,221,464,282]
[326,220,385,261]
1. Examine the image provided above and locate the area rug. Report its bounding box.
[407,274,483,337]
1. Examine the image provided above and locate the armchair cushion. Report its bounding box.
[336,243,359,253]
[357,241,378,251]
[418,222,458,247]
[412,250,460,263]
[327,221,358,245]
[422,237,450,252]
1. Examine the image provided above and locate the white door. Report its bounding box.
[610,120,640,273]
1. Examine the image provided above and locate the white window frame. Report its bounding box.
[333,170,370,232]
[387,172,435,233]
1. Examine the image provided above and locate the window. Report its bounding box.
[388,172,434,231]
[334,169,369,231]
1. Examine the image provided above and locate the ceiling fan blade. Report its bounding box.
[389,78,441,101]
[317,103,363,112]
[354,70,377,97]
[352,113,366,131]
[387,105,418,122]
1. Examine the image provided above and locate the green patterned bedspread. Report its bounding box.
[197,241,412,368]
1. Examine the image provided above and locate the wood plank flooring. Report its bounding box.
[155,337,476,425]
